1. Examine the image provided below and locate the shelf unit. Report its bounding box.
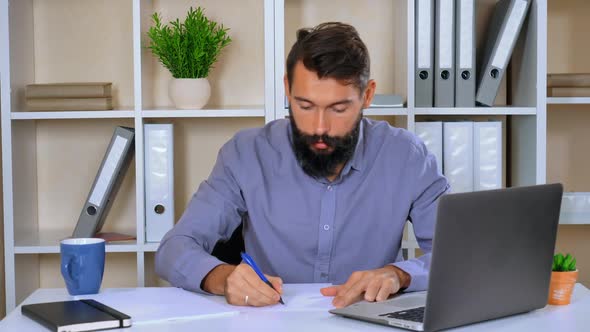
[546,0,590,288]
[1,0,550,312]
[0,0,271,311]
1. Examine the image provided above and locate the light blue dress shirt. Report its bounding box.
[155,118,450,293]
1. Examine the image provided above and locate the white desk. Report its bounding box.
[1,284,589,331]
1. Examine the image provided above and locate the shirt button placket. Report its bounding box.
[315,184,336,282]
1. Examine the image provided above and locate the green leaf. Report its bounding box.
[568,258,577,272]
[146,6,232,78]
[556,254,564,271]
[563,254,572,269]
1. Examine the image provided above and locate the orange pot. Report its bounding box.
[548,270,578,305]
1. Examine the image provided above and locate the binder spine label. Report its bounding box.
[417,0,433,68]
[89,136,129,206]
[439,0,454,68]
[459,0,474,69]
[492,0,528,69]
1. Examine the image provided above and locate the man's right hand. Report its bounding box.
[202,263,283,307]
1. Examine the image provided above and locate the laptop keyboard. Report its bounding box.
[378,306,425,322]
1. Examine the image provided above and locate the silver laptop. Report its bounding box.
[330,184,563,332]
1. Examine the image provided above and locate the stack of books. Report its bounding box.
[25,82,114,111]
[547,74,590,97]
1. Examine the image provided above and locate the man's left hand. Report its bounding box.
[320,265,411,308]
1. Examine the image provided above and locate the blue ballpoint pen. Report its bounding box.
[240,252,285,304]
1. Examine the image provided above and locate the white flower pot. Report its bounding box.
[168,78,211,109]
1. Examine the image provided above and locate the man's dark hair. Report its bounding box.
[286,22,370,94]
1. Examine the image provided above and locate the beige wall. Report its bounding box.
[285,0,407,98]
[144,0,265,108]
[547,0,590,287]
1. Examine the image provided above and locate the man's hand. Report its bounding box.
[202,263,283,307]
[320,265,411,308]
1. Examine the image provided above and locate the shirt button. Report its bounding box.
[327,185,333,191]
[323,224,330,231]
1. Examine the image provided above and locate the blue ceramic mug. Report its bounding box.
[60,238,105,295]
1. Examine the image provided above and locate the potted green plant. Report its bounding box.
[548,253,578,305]
[147,7,232,109]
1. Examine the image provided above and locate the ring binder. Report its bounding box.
[455,0,476,107]
[72,127,135,238]
[435,0,456,107]
[144,124,175,242]
[415,0,435,107]
[476,0,531,106]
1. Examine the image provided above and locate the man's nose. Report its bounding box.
[313,110,330,136]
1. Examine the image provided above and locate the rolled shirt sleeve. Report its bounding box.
[392,140,450,292]
[155,138,245,294]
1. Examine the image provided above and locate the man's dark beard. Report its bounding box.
[290,109,362,179]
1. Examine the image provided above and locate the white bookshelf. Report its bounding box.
[0,0,552,312]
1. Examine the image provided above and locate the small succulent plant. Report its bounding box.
[552,253,577,272]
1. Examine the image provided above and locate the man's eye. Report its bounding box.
[332,108,347,113]
[300,105,312,110]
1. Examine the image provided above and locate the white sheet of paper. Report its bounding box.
[211,283,335,312]
[79,288,239,324]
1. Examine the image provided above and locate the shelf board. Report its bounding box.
[547,97,590,105]
[401,240,419,249]
[14,230,139,254]
[414,107,536,115]
[364,107,407,116]
[559,218,590,225]
[141,243,160,252]
[11,110,135,120]
[14,243,140,254]
[142,107,265,118]
[281,107,407,116]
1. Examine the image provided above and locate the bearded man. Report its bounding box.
[155,22,450,309]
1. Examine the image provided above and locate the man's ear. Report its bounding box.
[362,79,377,109]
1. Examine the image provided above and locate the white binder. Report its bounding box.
[73,126,135,238]
[476,0,530,106]
[435,0,456,107]
[474,122,503,191]
[415,0,435,107]
[443,122,474,193]
[455,0,476,107]
[415,122,443,174]
[144,124,175,242]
